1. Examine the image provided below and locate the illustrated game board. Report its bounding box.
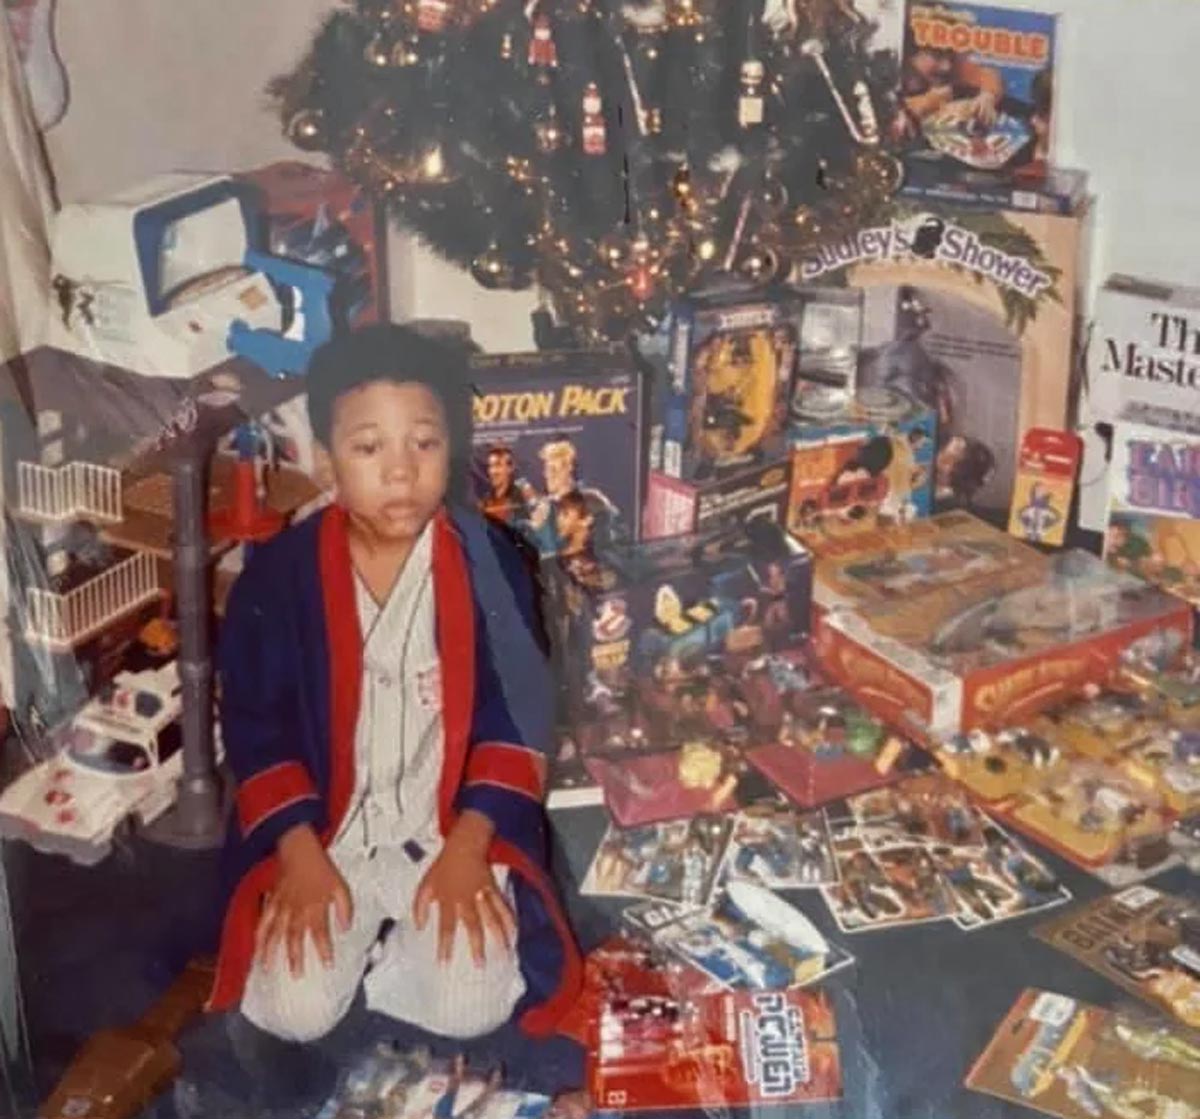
[1036,888,1200,1031]
[967,988,1200,1119]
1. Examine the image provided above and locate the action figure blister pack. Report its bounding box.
[1036,888,1200,1032]
[967,989,1200,1119]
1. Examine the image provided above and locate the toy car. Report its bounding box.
[0,663,190,865]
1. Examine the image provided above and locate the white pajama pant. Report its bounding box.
[241,837,526,1043]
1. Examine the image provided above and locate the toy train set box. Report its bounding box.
[810,513,1194,738]
[1104,402,1200,610]
[468,347,647,559]
[786,388,937,552]
[544,521,812,753]
[799,198,1088,521]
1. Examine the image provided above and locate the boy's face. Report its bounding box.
[323,379,450,543]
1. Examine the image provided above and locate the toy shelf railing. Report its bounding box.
[25,552,158,650]
[15,461,123,525]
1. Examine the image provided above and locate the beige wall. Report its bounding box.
[36,0,1200,352]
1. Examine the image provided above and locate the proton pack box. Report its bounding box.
[1078,274,1200,533]
[657,288,798,482]
[544,520,812,754]
[813,517,1192,739]
[642,455,791,540]
[1105,401,1200,611]
[799,198,1088,521]
[786,387,936,552]
[468,347,647,559]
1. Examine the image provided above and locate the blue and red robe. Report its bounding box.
[207,503,582,1037]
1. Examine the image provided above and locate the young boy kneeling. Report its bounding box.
[207,325,580,1046]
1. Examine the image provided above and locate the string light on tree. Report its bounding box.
[272,0,905,343]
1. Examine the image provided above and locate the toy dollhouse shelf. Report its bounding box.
[24,551,160,651]
[14,461,122,526]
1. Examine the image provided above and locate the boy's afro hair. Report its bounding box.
[305,324,474,501]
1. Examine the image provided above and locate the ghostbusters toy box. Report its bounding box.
[468,348,647,559]
[800,197,1087,520]
[1079,274,1200,532]
[810,513,1193,738]
[1105,402,1200,610]
[786,388,937,552]
[642,456,791,541]
[544,520,812,756]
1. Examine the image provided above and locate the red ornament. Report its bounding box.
[581,82,606,155]
[528,12,557,67]
[417,0,452,32]
[629,264,655,303]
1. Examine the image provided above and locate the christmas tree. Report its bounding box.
[273,0,904,344]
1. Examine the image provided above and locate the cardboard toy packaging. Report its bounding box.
[810,512,1193,739]
[966,988,1200,1119]
[642,456,791,541]
[235,160,382,326]
[655,288,798,483]
[468,347,648,559]
[1104,401,1200,610]
[1078,274,1200,532]
[544,521,812,757]
[798,198,1088,521]
[786,389,937,552]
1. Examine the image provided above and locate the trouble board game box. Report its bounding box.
[656,288,797,482]
[786,388,936,551]
[810,514,1193,738]
[898,1,1058,177]
[1104,402,1200,610]
[468,347,647,558]
[799,198,1087,519]
[545,522,812,754]
[966,988,1200,1119]
[1079,274,1200,532]
[642,456,791,541]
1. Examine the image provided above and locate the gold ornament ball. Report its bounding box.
[287,109,328,152]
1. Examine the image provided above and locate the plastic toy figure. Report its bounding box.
[1017,482,1062,544]
[1112,1016,1200,1072]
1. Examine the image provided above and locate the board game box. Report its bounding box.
[786,388,937,551]
[799,199,1087,519]
[1035,887,1200,1031]
[1104,401,1200,609]
[898,2,1057,176]
[468,347,647,558]
[1079,273,1200,532]
[966,988,1200,1119]
[898,160,1088,216]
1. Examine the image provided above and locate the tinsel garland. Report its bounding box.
[272,0,906,343]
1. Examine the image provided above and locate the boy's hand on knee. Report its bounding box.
[413,811,516,968]
[257,825,353,977]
